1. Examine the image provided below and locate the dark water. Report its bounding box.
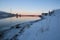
[0,17,40,31]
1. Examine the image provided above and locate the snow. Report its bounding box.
[0,20,40,40]
[0,11,15,19]
[0,9,60,40]
[17,9,60,40]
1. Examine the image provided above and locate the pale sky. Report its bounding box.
[0,0,60,15]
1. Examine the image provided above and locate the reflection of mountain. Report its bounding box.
[0,11,15,19]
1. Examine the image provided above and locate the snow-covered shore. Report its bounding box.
[17,9,60,40]
[0,19,41,40]
[0,9,60,40]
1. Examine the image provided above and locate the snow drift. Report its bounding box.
[18,9,60,40]
[0,9,60,40]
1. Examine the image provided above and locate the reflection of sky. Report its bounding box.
[0,17,40,29]
[0,0,60,14]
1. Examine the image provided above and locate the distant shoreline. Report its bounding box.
[0,16,15,19]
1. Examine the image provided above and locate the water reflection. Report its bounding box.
[0,17,40,31]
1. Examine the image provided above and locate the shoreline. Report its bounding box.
[0,19,41,40]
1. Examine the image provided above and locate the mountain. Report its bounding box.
[0,11,15,19]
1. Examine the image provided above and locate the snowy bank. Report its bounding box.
[0,9,60,40]
[18,9,60,40]
[0,19,41,40]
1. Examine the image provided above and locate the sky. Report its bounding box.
[0,0,60,15]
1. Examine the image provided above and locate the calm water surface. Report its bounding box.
[0,17,40,31]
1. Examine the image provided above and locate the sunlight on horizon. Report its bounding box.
[0,0,60,15]
[0,8,51,15]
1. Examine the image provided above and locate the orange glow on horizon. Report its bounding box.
[13,11,42,15]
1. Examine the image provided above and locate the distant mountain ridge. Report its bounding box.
[0,11,15,19]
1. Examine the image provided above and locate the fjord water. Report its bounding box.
[0,17,40,31]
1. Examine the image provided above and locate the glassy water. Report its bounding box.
[0,17,40,31]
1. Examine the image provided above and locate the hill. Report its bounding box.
[0,11,15,19]
[18,9,60,40]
